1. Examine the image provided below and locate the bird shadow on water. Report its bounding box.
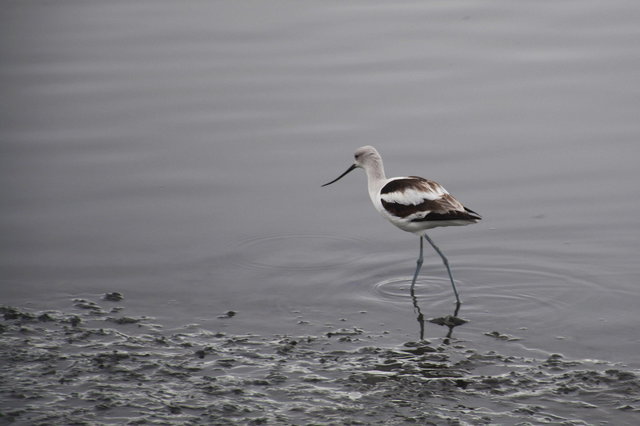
[410,288,467,342]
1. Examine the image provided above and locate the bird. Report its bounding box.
[322,145,481,307]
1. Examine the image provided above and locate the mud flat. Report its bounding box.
[1,298,639,425]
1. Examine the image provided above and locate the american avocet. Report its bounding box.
[322,146,481,307]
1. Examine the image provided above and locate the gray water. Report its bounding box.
[2,1,640,424]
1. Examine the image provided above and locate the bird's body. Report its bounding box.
[373,176,481,233]
[322,145,480,306]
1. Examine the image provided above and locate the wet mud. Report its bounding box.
[1,298,639,425]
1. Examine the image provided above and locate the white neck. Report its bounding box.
[363,157,387,201]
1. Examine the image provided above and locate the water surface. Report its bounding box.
[2,0,640,423]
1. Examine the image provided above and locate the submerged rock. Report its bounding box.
[326,327,363,338]
[428,315,468,327]
[484,330,521,341]
[1,306,36,321]
[104,292,124,302]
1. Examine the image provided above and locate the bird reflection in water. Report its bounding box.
[410,286,467,342]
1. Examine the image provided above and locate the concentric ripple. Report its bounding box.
[368,247,604,324]
[372,276,453,301]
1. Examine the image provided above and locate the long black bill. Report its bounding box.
[321,164,357,187]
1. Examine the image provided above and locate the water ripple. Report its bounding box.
[365,247,602,323]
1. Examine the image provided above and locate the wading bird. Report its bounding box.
[322,146,481,307]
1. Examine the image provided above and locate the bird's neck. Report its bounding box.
[364,158,387,196]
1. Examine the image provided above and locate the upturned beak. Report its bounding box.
[321,164,357,187]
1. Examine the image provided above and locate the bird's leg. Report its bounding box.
[423,233,461,306]
[410,236,424,293]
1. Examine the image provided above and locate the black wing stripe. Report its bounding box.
[381,199,443,218]
[410,210,480,222]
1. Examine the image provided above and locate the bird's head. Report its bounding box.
[322,145,381,187]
